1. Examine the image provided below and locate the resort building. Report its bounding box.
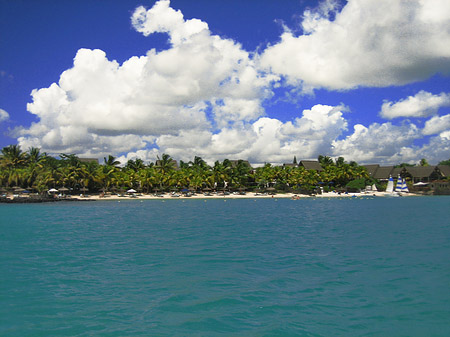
[299,160,323,171]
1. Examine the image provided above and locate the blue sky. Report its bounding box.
[1,0,449,165]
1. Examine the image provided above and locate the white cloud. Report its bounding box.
[380,91,450,119]
[423,114,450,135]
[395,133,450,164]
[0,108,9,122]
[332,122,421,164]
[154,104,348,165]
[261,0,450,90]
[18,0,272,158]
[132,0,209,45]
[14,0,449,166]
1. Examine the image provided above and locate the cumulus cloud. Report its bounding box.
[0,108,9,123]
[261,0,450,90]
[17,0,272,158]
[132,0,209,45]
[153,104,348,165]
[15,0,449,165]
[117,104,348,165]
[332,122,421,164]
[380,91,450,119]
[423,114,450,135]
[394,132,450,164]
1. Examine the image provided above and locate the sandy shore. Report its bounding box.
[73,190,418,201]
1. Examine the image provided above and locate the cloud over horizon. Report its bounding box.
[261,0,450,90]
[13,0,450,165]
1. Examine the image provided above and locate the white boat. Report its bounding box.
[395,175,403,192]
[401,178,409,193]
[385,175,400,197]
[386,175,394,193]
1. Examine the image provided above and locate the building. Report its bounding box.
[299,160,323,171]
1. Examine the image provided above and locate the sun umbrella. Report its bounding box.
[48,188,58,192]
[127,189,137,193]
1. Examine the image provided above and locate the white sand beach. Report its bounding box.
[73,190,418,201]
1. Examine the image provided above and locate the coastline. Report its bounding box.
[1,191,421,203]
[73,190,419,201]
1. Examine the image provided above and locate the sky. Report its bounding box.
[1,0,450,166]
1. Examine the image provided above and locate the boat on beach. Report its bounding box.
[385,175,400,197]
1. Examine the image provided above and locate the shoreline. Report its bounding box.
[1,191,422,203]
[74,190,420,201]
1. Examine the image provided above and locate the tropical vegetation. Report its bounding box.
[0,145,447,195]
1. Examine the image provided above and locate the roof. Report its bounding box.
[391,167,404,177]
[283,163,297,168]
[299,160,323,171]
[437,165,450,177]
[79,158,99,164]
[229,160,252,168]
[372,166,394,179]
[404,166,436,178]
[363,164,379,176]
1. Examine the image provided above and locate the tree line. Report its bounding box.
[0,145,448,194]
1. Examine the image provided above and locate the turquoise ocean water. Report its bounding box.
[1,196,449,336]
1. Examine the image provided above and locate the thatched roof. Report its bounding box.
[437,165,450,177]
[372,166,394,180]
[363,164,379,177]
[299,160,323,171]
[404,166,436,178]
[391,167,404,177]
[229,160,252,168]
[283,163,297,168]
[79,158,99,164]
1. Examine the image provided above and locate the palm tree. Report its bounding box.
[318,155,334,167]
[212,160,230,189]
[104,155,120,168]
[125,158,146,171]
[138,167,155,193]
[26,147,47,166]
[1,145,27,168]
[335,156,346,167]
[155,154,175,174]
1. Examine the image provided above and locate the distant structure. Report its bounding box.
[79,158,99,164]
[299,160,323,171]
[362,164,450,183]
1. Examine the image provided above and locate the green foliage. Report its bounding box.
[345,178,366,190]
[2,145,448,195]
[419,158,429,166]
[438,159,450,166]
[394,162,414,168]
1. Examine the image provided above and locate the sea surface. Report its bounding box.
[1,196,449,336]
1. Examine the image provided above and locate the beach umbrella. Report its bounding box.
[48,188,58,193]
[80,187,89,192]
[127,189,137,193]
[59,187,69,192]
[413,182,428,186]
